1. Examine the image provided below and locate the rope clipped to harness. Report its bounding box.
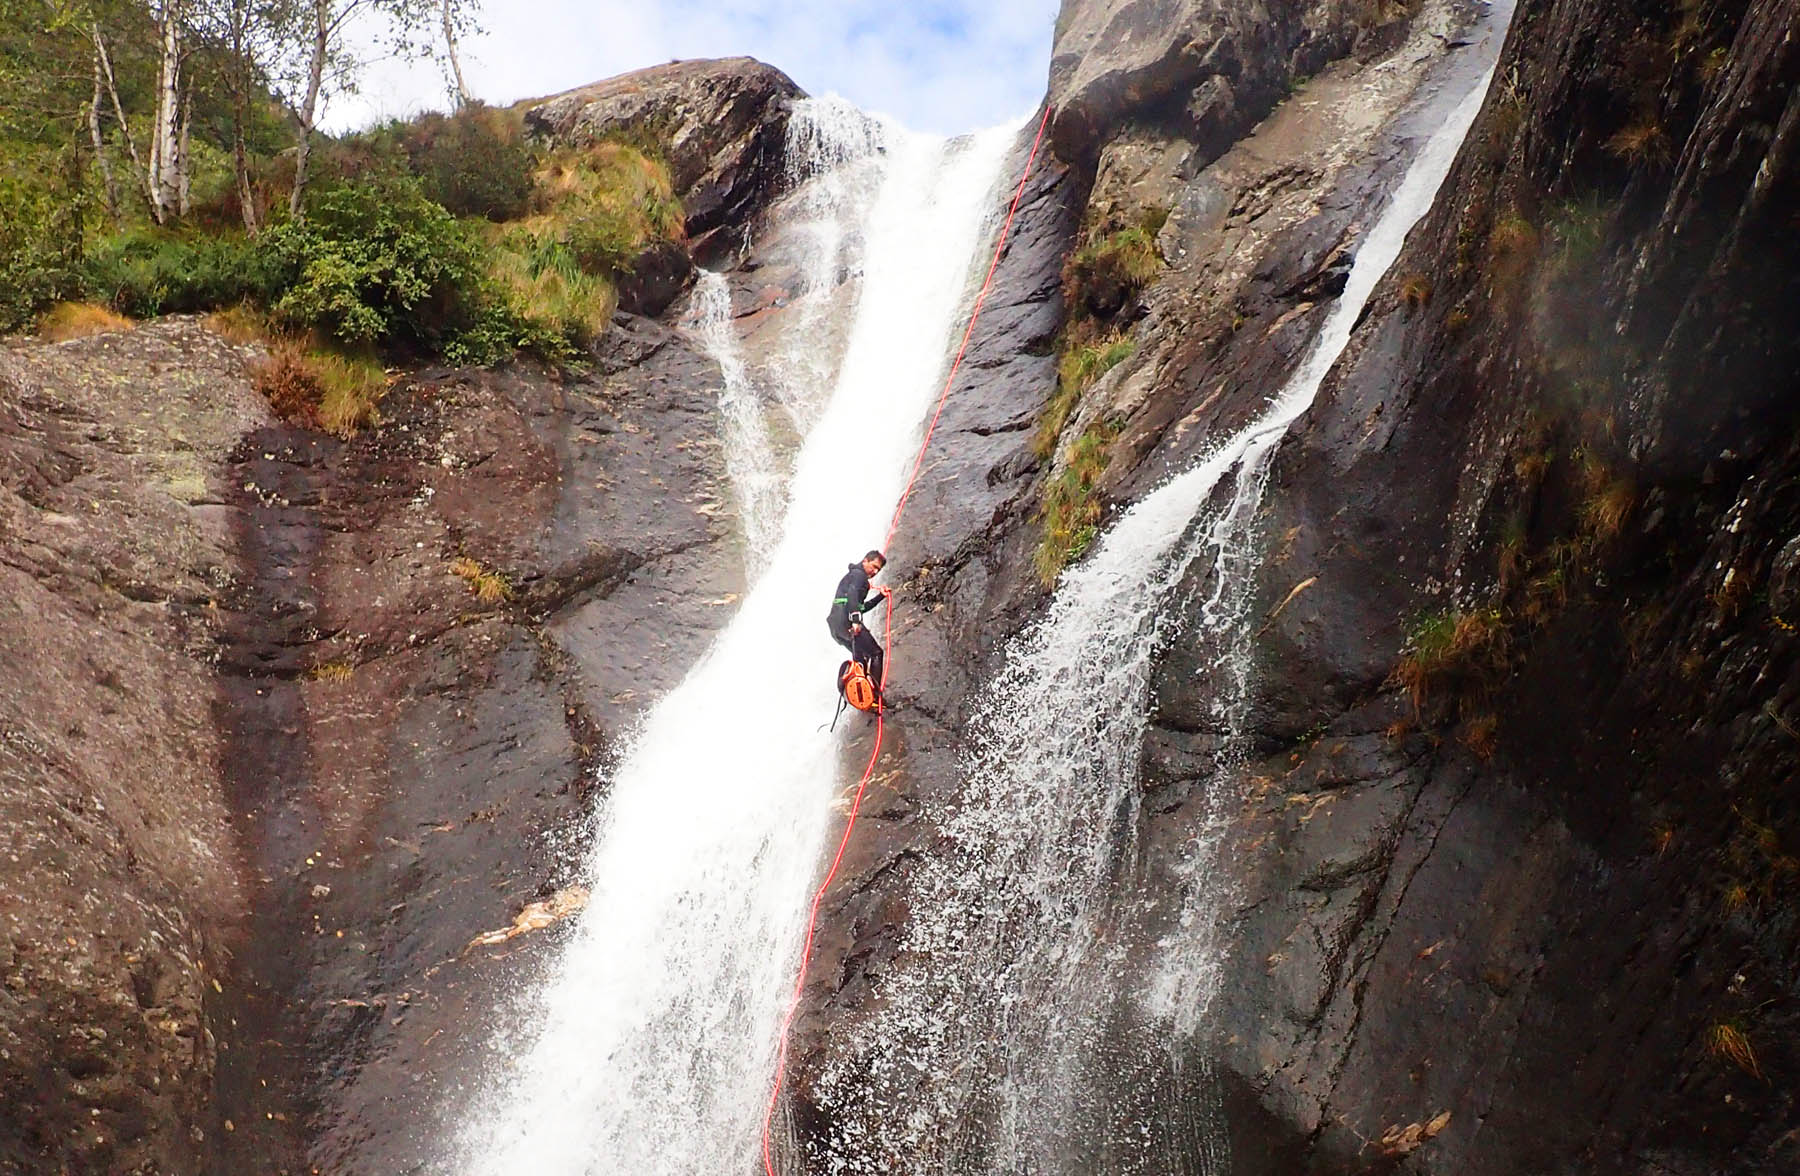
[762,103,1053,1176]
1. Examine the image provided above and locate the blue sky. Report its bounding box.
[327,0,1062,135]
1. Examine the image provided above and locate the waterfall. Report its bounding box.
[454,102,1019,1176]
[682,99,893,575]
[816,30,1509,1176]
[684,271,784,572]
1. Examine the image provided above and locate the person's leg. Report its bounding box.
[852,629,885,694]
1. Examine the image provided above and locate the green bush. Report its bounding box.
[329,104,536,222]
[0,165,90,334]
[86,230,281,318]
[260,176,495,352]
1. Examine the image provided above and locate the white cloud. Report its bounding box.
[321,0,1060,135]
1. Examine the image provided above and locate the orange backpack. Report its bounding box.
[838,659,880,713]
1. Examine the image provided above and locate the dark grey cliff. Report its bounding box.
[797,0,1800,1173]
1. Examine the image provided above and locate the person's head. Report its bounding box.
[861,550,887,577]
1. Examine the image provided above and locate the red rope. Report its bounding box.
[759,103,1053,1176]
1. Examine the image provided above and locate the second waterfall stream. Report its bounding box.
[455,100,1019,1175]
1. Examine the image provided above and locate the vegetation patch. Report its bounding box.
[1035,420,1119,585]
[451,556,513,605]
[1035,332,1134,459]
[252,341,387,437]
[38,302,132,341]
[1391,607,1511,716]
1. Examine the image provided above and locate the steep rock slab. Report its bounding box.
[1169,0,1800,1169]
[0,326,261,1176]
[1048,0,1370,166]
[524,57,805,254]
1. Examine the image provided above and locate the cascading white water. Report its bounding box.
[685,271,785,571]
[455,102,1019,1176]
[816,33,1508,1176]
[682,99,893,574]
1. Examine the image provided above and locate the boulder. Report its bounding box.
[524,57,805,251]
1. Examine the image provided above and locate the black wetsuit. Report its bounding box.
[827,562,887,691]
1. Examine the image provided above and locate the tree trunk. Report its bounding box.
[227,0,260,233]
[149,2,184,224]
[289,0,331,219]
[94,25,151,215]
[88,53,120,227]
[442,0,471,107]
[176,88,193,217]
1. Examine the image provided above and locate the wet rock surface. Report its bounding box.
[0,311,742,1174]
[799,0,1800,1172]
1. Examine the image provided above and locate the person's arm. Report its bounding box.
[861,588,888,613]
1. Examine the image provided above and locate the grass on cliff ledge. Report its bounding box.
[1035,420,1119,585]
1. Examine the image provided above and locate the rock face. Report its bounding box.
[0,309,746,1174]
[1048,0,1369,167]
[0,327,254,1176]
[524,57,805,256]
[797,0,1800,1172]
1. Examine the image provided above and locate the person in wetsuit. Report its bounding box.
[827,550,891,697]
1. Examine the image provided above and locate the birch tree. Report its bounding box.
[146,0,185,223]
[438,0,473,108]
[282,0,430,218]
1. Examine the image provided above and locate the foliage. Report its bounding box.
[330,102,536,220]
[38,300,131,340]
[260,175,494,352]
[0,168,87,332]
[86,227,281,317]
[488,229,616,350]
[1036,331,1133,459]
[251,339,387,437]
[1035,421,1119,585]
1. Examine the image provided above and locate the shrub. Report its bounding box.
[86,229,281,318]
[39,302,132,341]
[260,176,493,353]
[0,172,86,334]
[408,104,536,221]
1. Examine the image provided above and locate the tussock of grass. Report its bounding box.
[1035,422,1118,585]
[252,341,386,437]
[1489,212,1538,261]
[1392,607,1510,714]
[1399,272,1432,309]
[1606,117,1672,167]
[451,556,512,604]
[1035,332,1134,459]
[489,231,617,349]
[1705,1022,1762,1079]
[205,305,271,347]
[39,301,132,341]
[308,661,354,683]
